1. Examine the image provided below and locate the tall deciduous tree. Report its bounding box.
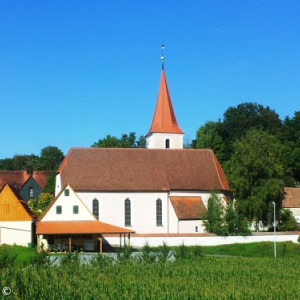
[195,121,225,163]
[227,129,285,228]
[39,146,64,171]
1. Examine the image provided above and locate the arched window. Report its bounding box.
[125,198,131,226]
[156,199,162,226]
[93,199,99,220]
[165,139,170,149]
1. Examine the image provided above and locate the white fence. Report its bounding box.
[104,232,300,248]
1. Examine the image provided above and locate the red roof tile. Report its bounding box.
[282,187,300,208]
[0,171,51,190]
[36,221,134,235]
[58,148,230,192]
[147,70,183,135]
[170,196,206,220]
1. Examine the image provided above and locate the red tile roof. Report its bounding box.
[170,196,206,220]
[0,171,51,190]
[58,148,230,192]
[147,70,184,135]
[36,221,134,235]
[282,187,300,208]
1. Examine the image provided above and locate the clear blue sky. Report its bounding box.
[1,0,299,158]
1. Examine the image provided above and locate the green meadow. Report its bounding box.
[1,242,300,299]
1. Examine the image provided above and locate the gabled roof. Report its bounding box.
[39,184,96,222]
[147,70,183,135]
[58,148,230,192]
[0,183,36,221]
[36,220,134,235]
[0,171,51,190]
[282,187,300,208]
[170,196,206,220]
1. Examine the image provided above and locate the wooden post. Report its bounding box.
[128,234,131,247]
[69,236,72,252]
[119,234,122,250]
[99,235,103,254]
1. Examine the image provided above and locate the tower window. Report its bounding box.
[165,139,170,148]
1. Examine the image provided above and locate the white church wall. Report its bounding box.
[55,173,62,197]
[78,191,170,234]
[0,221,33,246]
[178,220,205,234]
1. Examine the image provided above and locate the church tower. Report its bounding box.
[146,47,184,149]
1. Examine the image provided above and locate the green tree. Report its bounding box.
[282,111,300,183]
[28,192,54,217]
[203,190,227,235]
[42,172,56,194]
[195,121,225,163]
[92,132,146,148]
[218,102,282,161]
[225,202,250,235]
[279,209,297,231]
[227,129,285,229]
[39,146,64,171]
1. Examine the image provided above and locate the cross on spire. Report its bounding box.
[161,45,165,70]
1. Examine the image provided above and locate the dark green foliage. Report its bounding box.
[279,209,297,231]
[203,191,227,235]
[225,202,250,235]
[227,129,286,226]
[39,146,64,171]
[92,132,146,148]
[0,146,64,171]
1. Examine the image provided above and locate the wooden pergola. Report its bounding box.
[36,221,135,253]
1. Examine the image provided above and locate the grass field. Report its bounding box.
[1,242,300,299]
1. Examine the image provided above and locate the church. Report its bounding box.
[36,55,231,251]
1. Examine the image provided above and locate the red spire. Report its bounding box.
[147,70,184,135]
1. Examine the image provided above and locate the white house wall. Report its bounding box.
[55,173,62,197]
[0,221,33,246]
[42,187,95,222]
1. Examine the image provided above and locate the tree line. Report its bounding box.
[195,102,300,232]
[1,101,299,232]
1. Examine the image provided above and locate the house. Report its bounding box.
[0,183,36,246]
[0,171,51,201]
[282,187,300,223]
[36,185,134,252]
[54,61,231,237]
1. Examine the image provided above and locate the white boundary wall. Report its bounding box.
[104,233,299,248]
[0,221,33,246]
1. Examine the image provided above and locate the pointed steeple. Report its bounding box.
[146,46,184,149]
[147,69,184,135]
